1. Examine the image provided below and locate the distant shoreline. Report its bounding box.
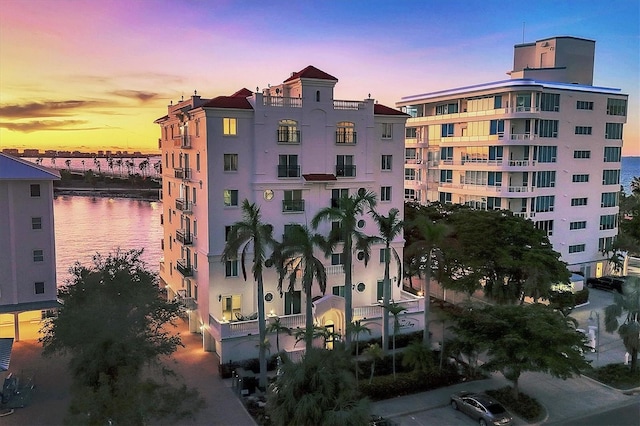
[54,187,160,201]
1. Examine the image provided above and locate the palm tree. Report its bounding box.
[267,317,291,355]
[382,301,408,378]
[631,176,640,197]
[604,276,640,373]
[222,199,276,389]
[107,157,114,174]
[115,158,123,176]
[363,343,384,384]
[274,224,328,352]
[402,341,434,375]
[139,158,150,177]
[371,207,403,354]
[65,159,71,170]
[311,189,377,348]
[405,216,450,346]
[347,320,371,383]
[153,160,162,176]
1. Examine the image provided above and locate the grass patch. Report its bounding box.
[585,363,640,390]
[486,386,544,422]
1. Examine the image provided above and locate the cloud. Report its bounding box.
[0,100,109,118]
[0,120,104,133]
[111,90,161,102]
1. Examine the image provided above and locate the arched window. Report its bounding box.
[316,90,320,102]
[336,121,356,144]
[277,119,300,143]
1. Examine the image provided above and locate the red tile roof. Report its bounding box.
[374,103,409,116]
[303,173,337,182]
[231,88,254,98]
[284,66,338,83]
[202,95,253,110]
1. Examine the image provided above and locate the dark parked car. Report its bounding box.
[585,276,626,293]
[451,391,512,426]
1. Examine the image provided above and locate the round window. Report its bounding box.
[357,219,366,228]
[356,282,366,292]
[357,251,365,261]
[265,292,273,302]
[358,187,366,196]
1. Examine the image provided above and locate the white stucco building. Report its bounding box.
[396,36,628,279]
[0,154,60,340]
[156,66,416,362]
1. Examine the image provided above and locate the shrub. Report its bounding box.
[486,387,543,421]
[574,288,589,305]
[359,368,461,401]
[586,363,640,390]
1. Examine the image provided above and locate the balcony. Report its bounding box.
[263,96,303,108]
[173,134,192,149]
[277,165,301,178]
[335,165,356,177]
[508,159,535,167]
[175,198,192,213]
[333,100,365,110]
[336,131,357,144]
[176,229,193,245]
[277,129,301,144]
[282,199,305,213]
[176,259,193,277]
[510,133,536,141]
[174,168,192,180]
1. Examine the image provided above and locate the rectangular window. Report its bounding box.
[30,184,41,197]
[283,190,304,212]
[539,93,560,112]
[602,170,620,185]
[336,155,355,177]
[572,174,589,183]
[436,103,458,115]
[439,169,452,183]
[570,221,587,230]
[440,147,453,161]
[494,96,502,109]
[535,220,554,237]
[33,249,44,262]
[405,188,416,201]
[535,171,556,188]
[534,146,557,163]
[439,192,452,204]
[488,171,502,187]
[534,195,555,212]
[331,189,349,207]
[600,214,617,230]
[224,154,238,171]
[223,189,238,206]
[573,150,591,159]
[537,120,559,138]
[332,286,345,297]
[225,260,239,277]
[601,192,618,208]
[31,217,42,230]
[489,119,505,135]
[599,236,615,251]
[576,100,593,110]
[441,123,454,137]
[605,123,623,139]
[223,118,237,135]
[381,123,392,139]
[379,248,388,263]
[575,126,592,135]
[284,290,301,315]
[331,253,344,265]
[606,98,627,116]
[603,147,621,163]
[405,127,417,138]
[381,186,392,202]
[571,197,588,206]
[225,225,232,241]
[381,155,392,171]
[278,155,300,177]
[569,244,586,254]
[331,221,343,241]
[196,153,200,171]
[34,282,45,294]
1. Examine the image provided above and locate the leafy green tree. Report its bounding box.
[347,320,371,383]
[267,348,370,426]
[312,189,377,347]
[371,207,403,354]
[267,317,292,355]
[402,341,434,375]
[363,343,384,384]
[405,215,450,346]
[273,224,328,352]
[40,249,203,424]
[605,276,640,373]
[450,303,590,399]
[382,302,407,378]
[222,200,276,389]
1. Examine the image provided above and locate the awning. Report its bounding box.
[0,338,13,371]
[302,173,337,182]
[0,299,61,315]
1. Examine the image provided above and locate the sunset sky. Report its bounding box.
[1,0,638,155]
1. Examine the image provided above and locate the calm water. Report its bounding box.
[53,196,163,286]
[26,156,162,178]
[621,156,639,194]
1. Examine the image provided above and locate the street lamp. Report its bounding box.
[589,310,600,362]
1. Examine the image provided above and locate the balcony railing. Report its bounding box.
[336,165,356,177]
[277,165,301,178]
[277,129,301,143]
[336,131,357,144]
[174,168,191,180]
[508,186,532,193]
[263,96,303,108]
[508,160,535,167]
[176,229,193,245]
[333,100,365,110]
[508,106,540,113]
[282,199,305,212]
[176,259,193,277]
[510,133,536,140]
[175,198,192,213]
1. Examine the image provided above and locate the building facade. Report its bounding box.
[0,154,60,340]
[397,37,628,279]
[156,66,417,362]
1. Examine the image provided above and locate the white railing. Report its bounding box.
[325,264,345,275]
[508,107,540,113]
[410,108,506,122]
[508,186,532,193]
[460,159,503,166]
[263,96,303,108]
[404,158,423,164]
[510,133,536,140]
[333,100,365,110]
[508,160,534,167]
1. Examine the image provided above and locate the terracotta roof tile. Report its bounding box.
[202,96,253,110]
[284,66,338,83]
[374,103,409,116]
[231,88,254,98]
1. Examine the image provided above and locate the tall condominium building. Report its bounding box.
[397,36,628,279]
[155,66,413,362]
[0,154,60,340]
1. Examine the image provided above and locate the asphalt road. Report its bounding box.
[552,399,640,426]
